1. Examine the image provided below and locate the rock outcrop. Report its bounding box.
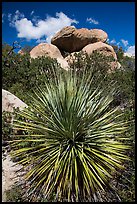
[65,42,117,62]
[30,43,62,59]
[82,42,117,70]
[82,42,117,60]
[2,89,27,113]
[65,42,118,71]
[28,26,119,72]
[51,26,108,53]
[30,43,69,70]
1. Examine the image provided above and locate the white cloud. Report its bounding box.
[107,38,117,45]
[110,39,116,44]
[9,10,25,27]
[125,45,135,56]
[86,17,99,25]
[31,15,40,23]
[8,11,79,43]
[36,39,47,44]
[121,39,128,47]
[117,42,120,46]
[30,10,34,16]
[2,13,6,23]
[8,13,12,21]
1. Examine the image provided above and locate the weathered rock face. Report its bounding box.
[65,42,118,71]
[82,42,118,71]
[2,89,27,112]
[82,42,117,60]
[30,43,69,70]
[30,43,62,59]
[57,58,69,70]
[51,26,108,53]
[90,29,108,43]
[65,42,117,63]
[51,26,76,53]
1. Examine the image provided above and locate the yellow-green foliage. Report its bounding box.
[10,66,131,202]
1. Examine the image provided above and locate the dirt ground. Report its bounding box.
[2,153,23,202]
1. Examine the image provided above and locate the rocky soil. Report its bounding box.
[2,151,24,202]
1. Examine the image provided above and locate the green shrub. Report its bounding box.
[4,184,28,202]
[10,65,131,202]
[2,111,13,143]
[2,42,135,202]
[2,43,63,104]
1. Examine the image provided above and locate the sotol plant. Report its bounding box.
[10,66,130,202]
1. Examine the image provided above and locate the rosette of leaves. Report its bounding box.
[10,66,131,202]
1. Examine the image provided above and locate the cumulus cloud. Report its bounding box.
[86,17,99,25]
[31,15,41,23]
[8,11,79,43]
[121,39,128,47]
[125,45,135,56]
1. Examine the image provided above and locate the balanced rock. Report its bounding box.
[51,26,108,53]
[30,43,69,70]
[2,89,27,113]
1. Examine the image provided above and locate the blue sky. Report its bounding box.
[2,2,135,55]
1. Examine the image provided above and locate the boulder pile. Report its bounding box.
[21,26,119,70]
[51,26,108,52]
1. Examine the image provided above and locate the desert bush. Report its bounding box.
[2,42,135,202]
[9,65,131,202]
[2,43,63,104]
[2,111,13,144]
[4,184,25,202]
